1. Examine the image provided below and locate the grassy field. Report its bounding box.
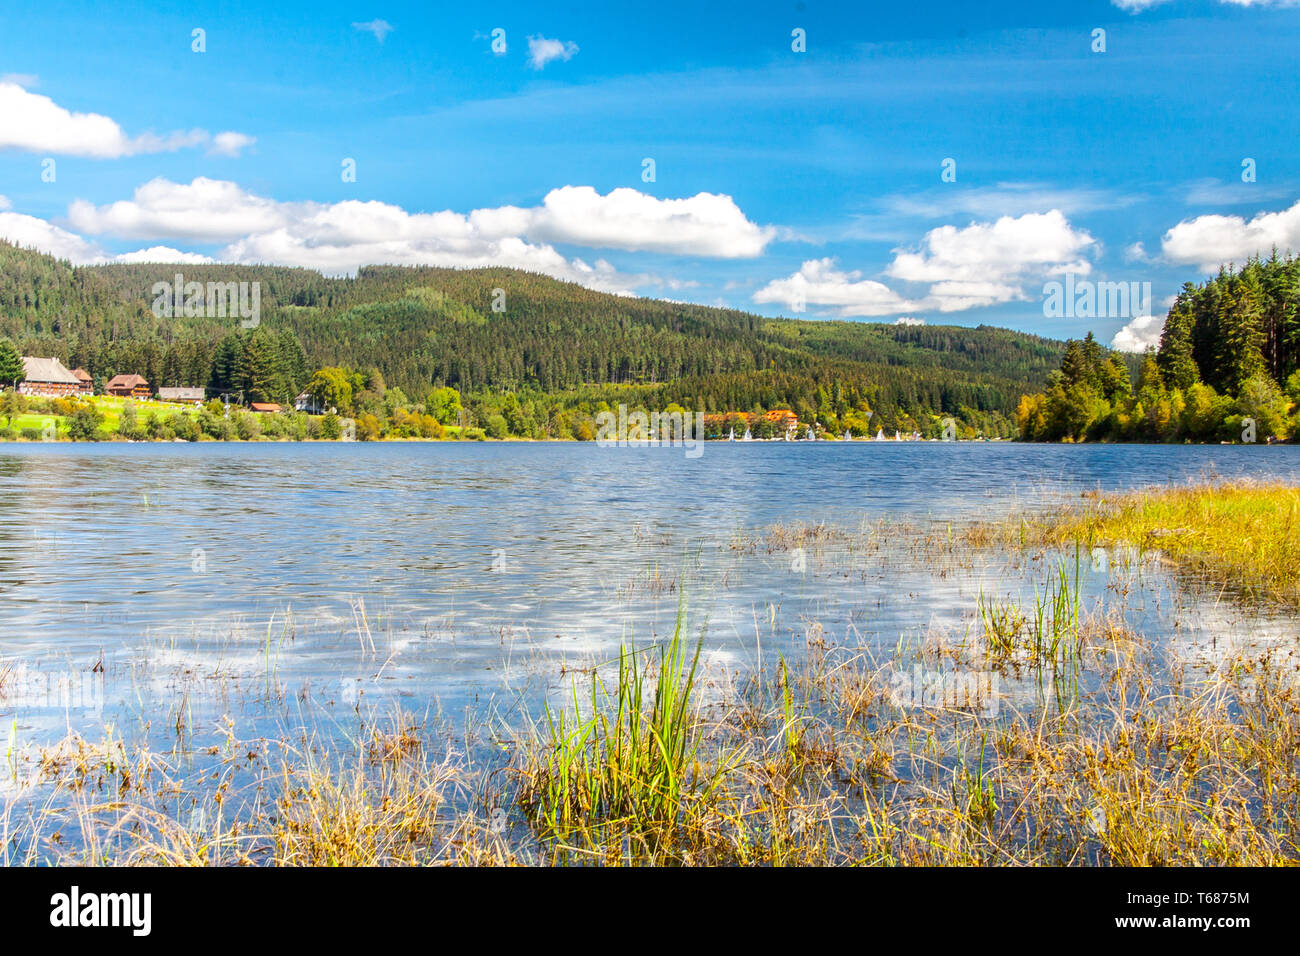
[0,394,485,441]
[4,395,202,438]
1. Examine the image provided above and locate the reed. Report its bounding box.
[518,594,711,854]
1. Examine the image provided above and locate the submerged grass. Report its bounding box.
[1013,480,1300,606]
[7,599,1298,866]
[5,482,1300,866]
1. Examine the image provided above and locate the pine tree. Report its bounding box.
[0,338,24,387]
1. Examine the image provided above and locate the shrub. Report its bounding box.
[66,404,104,441]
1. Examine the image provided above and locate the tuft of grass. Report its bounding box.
[519,596,712,854]
[979,550,1082,670]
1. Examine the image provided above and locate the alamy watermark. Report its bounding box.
[1042,274,1151,319]
[595,404,705,459]
[0,665,104,716]
[888,665,998,717]
[151,273,261,328]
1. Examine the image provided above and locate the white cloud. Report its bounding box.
[755,210,1096,318]
[68,177,291,240]
[0,210,219,267]
[527,35,579,69]
[112,246,216,265]
[879,183,1134,220]
[887,210,1096,312]
[1110,314,1164,353]
[0,195,10,211]
[1111,0,1171,10]
[0,81,252,159]
[23,178,770,292]
[352,20,394,43]
[1159,199,1300,272]
[0,73,37,88]
[67,177,771,263]
[753,258,920,317]
[473,186,773,258]
[0,209,107,263]
[221,221,641,291]
[894,316,925,326]
[209,132,256,157]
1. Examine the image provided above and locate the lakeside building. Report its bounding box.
[18,357,82,397]
[105,374,151,398]
[71,368,94,395]
[294,391,326,414]
[156,387,206,404]
[250,402,283,413]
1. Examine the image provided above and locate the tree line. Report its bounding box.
[1019,253,1300,442]
[1,240,1070,437]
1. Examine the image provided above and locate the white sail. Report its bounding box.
[843,430,851,441]
[875,428,884,441]
[728,427,735,441]
[743,428,752,441]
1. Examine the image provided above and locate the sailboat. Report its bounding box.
[875,428,885,441]
[742,427,752,441]
[842,430,851,441]
[895,430,901,441]
[728,427,735,441]
[806,426,815,441]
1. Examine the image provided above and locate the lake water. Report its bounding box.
[2,441,1300,773]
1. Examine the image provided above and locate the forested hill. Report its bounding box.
[1,240,1065,435]
[1019,253,1300,443]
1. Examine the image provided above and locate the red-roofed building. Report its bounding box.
[105,374,151,398]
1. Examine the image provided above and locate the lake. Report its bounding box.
[2,441,1299,780]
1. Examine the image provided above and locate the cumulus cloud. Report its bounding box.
[894,316,925,326]
[0,209,220,267]
[527,35,579,69]
[68,177,291,241]
[0,81,252,159]
[472,186,773,258]
[0,209,107,263]
[886,210,1095,312]
[0,73,37,88]
[753,258,920,317]
[755,210,1095,318]
[13,178,770,293]
[221,220,641,291]
[1159,199,1300,272]
[352,19,394,43]
[112,246,216,265]
[1110,314,1164,353]
[67,178,771,264]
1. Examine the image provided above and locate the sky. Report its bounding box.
[2,0,1300,350]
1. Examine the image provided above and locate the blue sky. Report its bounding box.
[2,0,1300,349]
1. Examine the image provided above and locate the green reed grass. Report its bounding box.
[521,594,709,849]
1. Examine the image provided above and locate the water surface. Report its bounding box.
[2,441,1298,759]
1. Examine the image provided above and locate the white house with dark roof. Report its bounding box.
[18,357,82,397]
